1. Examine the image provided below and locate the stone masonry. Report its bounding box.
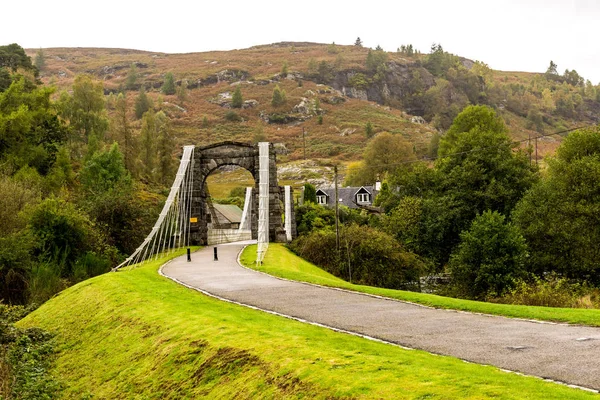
[189,141,295,245]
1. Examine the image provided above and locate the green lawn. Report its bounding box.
[16,248,598,399]
[240,244,600,327]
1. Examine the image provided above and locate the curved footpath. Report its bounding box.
[162,243,600,392]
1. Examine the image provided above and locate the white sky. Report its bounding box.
[5,0,600,83]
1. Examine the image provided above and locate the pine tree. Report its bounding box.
[365,121,374,137]
[156,111,175,185]
[281,61,289,77]
[161,72,176,95]
[138,110,156,181]
[113,93,136,175]
[231,86,243,108]
[134,86,152,119]
[177,80,188,103]
[355,37,363,47]
[271,85,286,107]
[34,48,45,71]
[125,63,138,90]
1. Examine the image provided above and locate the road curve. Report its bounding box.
[161,243,600,391]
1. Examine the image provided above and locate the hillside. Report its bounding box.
[28,42,599,180]
[17,251,596,399]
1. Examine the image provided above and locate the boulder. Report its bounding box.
[292,98,311,114]
[242,99,259,109]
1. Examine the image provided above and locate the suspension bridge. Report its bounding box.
[114,142,296,271]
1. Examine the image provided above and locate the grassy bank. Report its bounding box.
[240,244,600,327]
[17,248,597,399]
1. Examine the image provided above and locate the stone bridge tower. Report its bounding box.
[188,141,296,245]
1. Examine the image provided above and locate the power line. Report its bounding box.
[356,125,591,171]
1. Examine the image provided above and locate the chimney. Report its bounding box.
[375,180,381,191]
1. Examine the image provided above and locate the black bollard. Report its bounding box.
[187,248,191,262]
[213,247,218,261]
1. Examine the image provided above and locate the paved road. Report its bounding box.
[162,243,600,391]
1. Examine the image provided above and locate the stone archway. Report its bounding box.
[189,141,295,245]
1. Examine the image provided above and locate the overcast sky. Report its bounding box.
[5,0,600,83]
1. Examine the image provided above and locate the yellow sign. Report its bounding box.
[190,217,198,223]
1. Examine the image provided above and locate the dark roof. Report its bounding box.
[316,186,378,209]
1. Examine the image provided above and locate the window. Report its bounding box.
[356,193,370,203]
[316,195,327,204]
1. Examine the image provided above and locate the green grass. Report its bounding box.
[17,249,598,399]
[241,244,600,327]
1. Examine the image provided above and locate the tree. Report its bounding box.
[59,74,108,144]
[177,80,188,103]
[303,183,317,204]
[365,121,374,137]
[545,60,558,77]
[138,109,156,181]
[79,142,131,195]
[161,72,176,95]
[354,37,363,47]
[112,93,136,174]
[27,197,103,277]
[405,105,536,267]
[375,44,383,51]
[134,85,152,119]
[0,44,35,73]
[271,85,286,107]
[438,105,536,213]
[281,61,289,77]
[512,126,600,284]
[155,111,175,185]
[34,48,45,71]
[231,86,243,108]
[346,132,415,186]
[448,210,528,299]
[0,77,67,174]
[125,63,138,90]
[317,61,333,83]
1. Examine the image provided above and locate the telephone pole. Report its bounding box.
[302,127,306,160]
[334,165,340,253]
[535,134,538,166]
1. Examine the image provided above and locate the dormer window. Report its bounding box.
[356,193,370,203]
[316,195,327,204]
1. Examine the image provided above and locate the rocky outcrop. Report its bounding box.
[328,61,436,115]
[188,69,251,89]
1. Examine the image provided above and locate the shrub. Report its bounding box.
[271,85,286,107]
[348,73,369,90]
[0,304,61,399]
[224,111,242,122]
[231,86,243,108]
[290,224,424,290]
[492,274,600,308]
[448,210,528,299]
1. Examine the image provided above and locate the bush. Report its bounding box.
[271,85,286,107]
[231,86,243,108]
[224,111,242,122]
[290,224,424,290]
[0,304,61,399]
[493,274,600,309]
[448,210,528,299]
[294,202,335,235]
